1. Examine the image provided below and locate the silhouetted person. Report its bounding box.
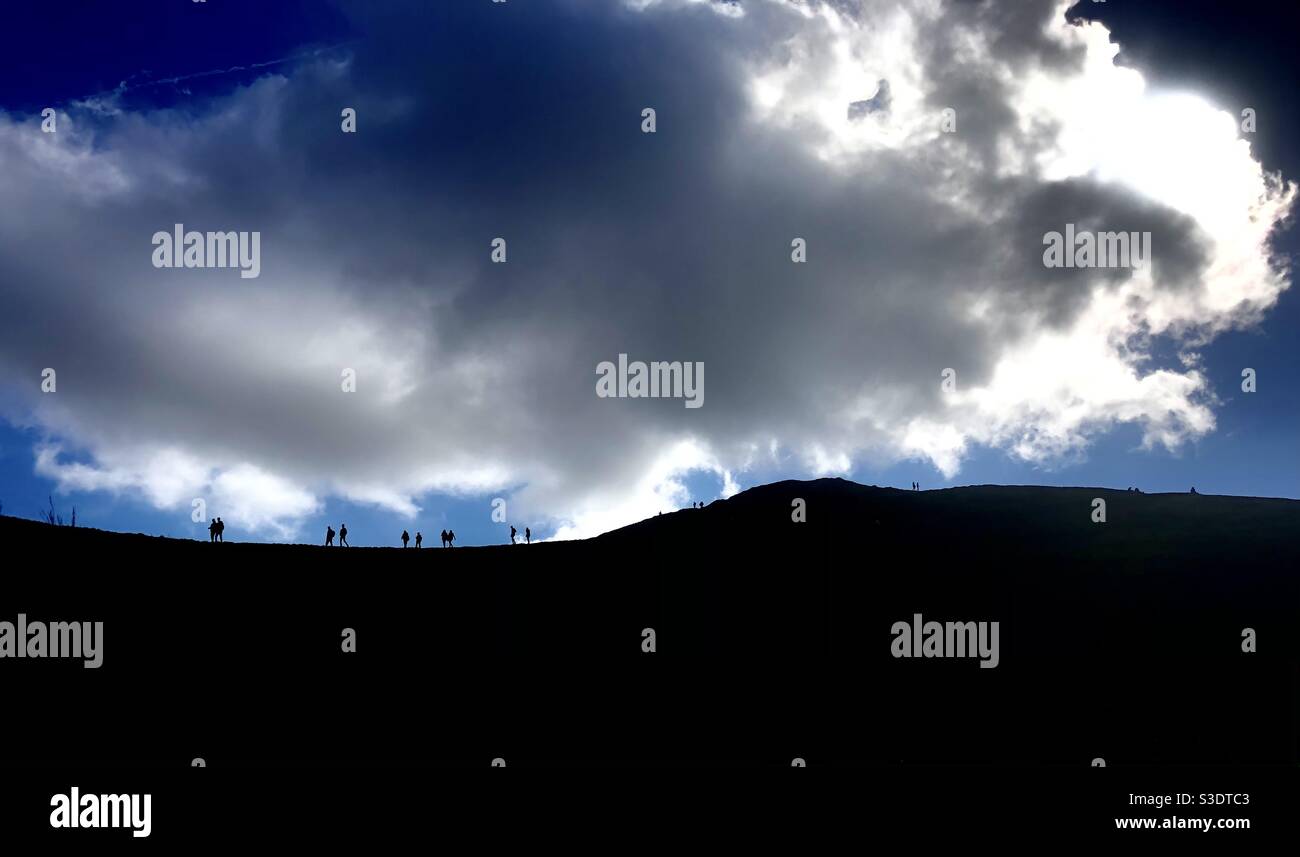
[447,530,456,547]
[440,529,448,548]
[525,527,531,545]
[208,518,218,543]
[216,518,224,542]
[1190,486,1197,494]
[510,525,517,545]
[339,524,349,546]
[402,529,410,548]
[325,526,335,546]
[415,532,422,549]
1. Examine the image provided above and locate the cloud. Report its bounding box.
[0,0,1292,537]
[34,444,320,540]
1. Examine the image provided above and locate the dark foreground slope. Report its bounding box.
[2,479,1297,767]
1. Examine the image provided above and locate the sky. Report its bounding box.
[1,0,1298,547]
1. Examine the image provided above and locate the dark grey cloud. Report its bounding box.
[0,0,1291,536]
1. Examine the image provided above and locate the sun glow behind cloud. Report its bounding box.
[733,0,1291,478]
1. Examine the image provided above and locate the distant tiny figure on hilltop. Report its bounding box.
[325,526,335,546]
[415,532,422,548]
[440,529,448,548]
[447,529,456,547]
[1190,486,1197,494]
[339,524,349,546]
[216,518,224,542]
[510,525,517,545]
[525,527,531,545]
[402,529,410,548]
[209,518,218,542]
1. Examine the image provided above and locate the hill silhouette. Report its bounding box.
[3,478,1296,767]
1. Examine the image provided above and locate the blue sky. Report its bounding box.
[1,0,1298,546]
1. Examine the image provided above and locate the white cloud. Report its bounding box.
[0,1,1292,539]
[546,438,735,541]
[35,444,319,539]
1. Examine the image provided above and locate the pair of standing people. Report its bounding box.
[325,524,349,546]
[208,518,225,542]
